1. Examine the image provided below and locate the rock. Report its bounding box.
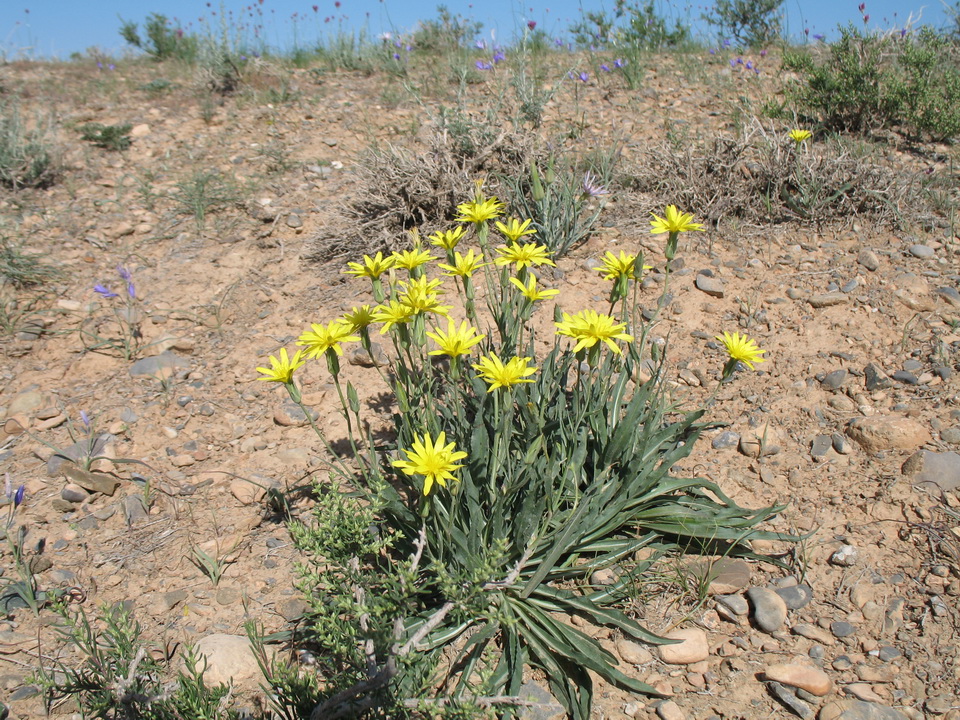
[830,545,859,567]
[901,450,960,491]
[712,431,740,450]
[768,681,815,718]
[656,699,685,720]
[940,427,960,444]
[831,621,857,638]
[819,699,910,720]
[703,558,751,595]
[696,274,725,298]
[277,598,309,622]
[764,663,833,696]
[657,628,709,665]
[846,417,931,453]
[775,585,813,610]
[518,681,565,720]
[808,292,848,308]
[348,343,388,367]
[811,435,833,459]
[286,214,303,229]
[230,479,266,505]
[5,389,45,417]
[935,286,960,308]
[857,248,880,271]
[163,589,188,610]
[832,433,853,454]
[122,495,149,524]
[616,638,654,665]
[908,244,935,259]
[170,454,195,468]
[716,594,749,617]
[739,424,780,458]
[189,634,270,690]
[821,370,848,389]
[129,351,190,379]
[863,364,893,391]
[747,587,788,633]
[792,624,835,645]
[273,402,318,427]
[61,464,119,496]
[891,370,918,385]
[61,483,90,503]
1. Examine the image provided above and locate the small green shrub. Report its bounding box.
[702,0,785,48]
[118,13,197,61]
[784,25,960,141]
[619,0,691,50]
[0,237,62,287]
[0,100,57,190]
[411,5,483,53]
[79,122,133,151]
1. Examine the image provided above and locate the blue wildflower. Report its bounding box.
[95,284,118,299]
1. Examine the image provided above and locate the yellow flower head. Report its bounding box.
[438,249,486,278]
[397,276,451,318]
[392,431,468,496]
[495,218,537,244]
[555,309,634,354]
[595,250,651,281]
[256,348,306,384]
[428,227,466,252]
[649,205,705,235]
[788,128,812,144]
[509,273,559,302]
[342,305,376,332]
[716,331,766,370]
[456,181,506,225]
[344,252,395,279]
[391,247,435,272]
[494,242,556,271]
[372,300,417,333]
[297,321,360,359]
[472,353,538,392]
[426,319,486,358]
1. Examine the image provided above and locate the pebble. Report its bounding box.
[129,351,190,379]
[657,628,709,665]
[272,402,319,427]
[716,594,749,616]
[821,369,848,389]
[348,343,388,367]
[774,584,813,610]
[808,292,848,308]
[792,623,835,645]
[908,244,935,259]
[891,370,919,385]
[940,427,960,444]
[841,279,859,293]
[702,558,751,595]
[876,646,900,662]
[830,544,859,567]
[616,639,654,665]
[695,274,725,298]
[230,479,266,505]
[656,699,685,720]
[122,495,149,525]
[846,417,931,453]
[935,285,960,307]
[901,450,960,491]
[747,587,788,633]
[767,681,814,718]
[190,634,270,690]
[277,598,309,622]
[857,248,880,271]
[832,433,853,454]
[711,431,740,449]
[831,621,857,638]
[863,363,893,391]
[819,699,910,720]
[286,214,303,229]
[811,434,833,458]
[764,663,833,695]
[61,483,90,503]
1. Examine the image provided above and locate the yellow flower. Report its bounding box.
[716,331,766,370]
[438,249,486,278]
[595,250,651,281]
[344,252,395,279]
[555,309,634,354]
[426,319,486,358]
[256,348,306,384]
[392,431,468,496]
[342,305,376,332]
[372,300,416,333]
[428,227,466,252]
[472,353,538,392]
[495,218,537,244]
[391,247,435,272]
[788,128,812,144]
[297,322,360,359]
[455,197,505,225]
[649,205,705,235]
[494,242,556,271]
[397,276,450,317]
[509,273,559,302]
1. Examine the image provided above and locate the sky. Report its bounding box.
[0,0,952,60]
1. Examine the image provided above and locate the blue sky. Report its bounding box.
[1,0,951,59]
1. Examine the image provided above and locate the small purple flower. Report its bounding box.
[813,33,824,41]
[760,49,767,57]
[527,20,536,30]
[578,71,589,82]
[492,50,505,63]
[476,60,492,70]
[600,63,610,72]
[95,284,118,299]
[475,39,486,50]
[117,265,131,280]
[899,28,907,38]
[80,410,90,427]
[555,37,563,47]
[729,58,737,68]
[613,58,624,68]
[745,60,753,69]
[108,64,116,71]
[754,67,760,75]
[126,282,136,299]
[736,57,744,65]
[405,44,412,52]
[97,61,103,69]
[582,171,608,197]
[709,48,716,55]
[13,484,24,508]
[393,52,400,60]
[722,38,731,47]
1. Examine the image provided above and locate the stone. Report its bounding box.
[908,244,935,259]
[791,624,835,645]
[764,663,833,696]
[348,343,388,367]
[830,545,859,567]
[656,699,685,720]
[61,464,119,496]
[940,427,960,444]
[846,417,931,453]
[712,431,740,450]
[697,558,751,595]
[163,589,188,610]
[832,433,853,454]
[935,286,960,307]
[277,598,309,622]
[273,402,318,427]
[831,621,857,638]
[863,364,893,391]
[129,351,190,379]
[747,587,788,633]
[857,248,880,271]
[775,585,813,610]
[286,214,303,229]
[616,638,654,665]
[122,495,149,524]
[739,424,780,458]
[5,389,44,417]
[819,699,910,720]
[61,483,90,503]
[767,681,814,718]
[696,274,725,298]
[130,123,151,137]
[716,594,749,616]
[821,370,848,389]
[230,478,266,505]
[811,435,833,458]
[518,681,565,720]
[901,450,960,491]
[189,634,270,690]
[808,292,848,308]
[657,628,709,665]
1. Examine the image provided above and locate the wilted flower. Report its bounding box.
[527,20,536,30]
